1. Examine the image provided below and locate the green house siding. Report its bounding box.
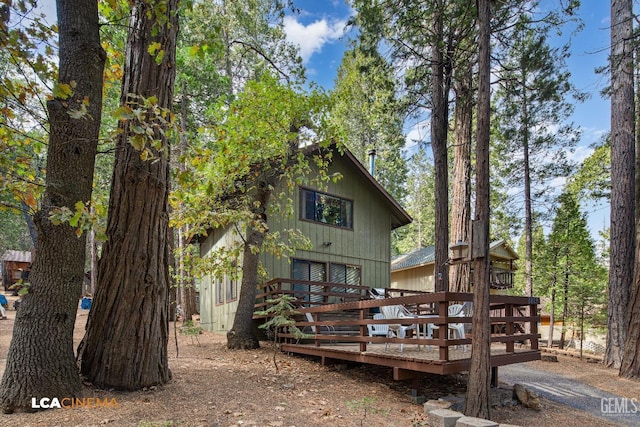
[198,149,409,332]
[197,226,243,332]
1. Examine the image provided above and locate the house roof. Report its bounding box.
[1,250,32,263]
[190,144,412,243]
[391,240,518,272]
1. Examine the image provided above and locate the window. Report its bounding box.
[330,262,361,294]
[225,276,237,301]
[215,278,223,304]
[215,275,237,304]
[292,259,326,303]
[292,259,362,303]
[300,188,353,229]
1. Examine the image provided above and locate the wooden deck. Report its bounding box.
[256,285,541,380]
[281,343,539,378]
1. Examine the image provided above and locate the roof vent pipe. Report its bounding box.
[368,149,376,177]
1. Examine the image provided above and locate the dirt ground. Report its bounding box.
[0,293,638,427]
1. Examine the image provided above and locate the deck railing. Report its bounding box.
[255,284,539,365]
[255,278,370,309]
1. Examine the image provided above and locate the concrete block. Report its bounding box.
[455,416,499,427]
[439,395,466,411]
[427,409,463,427]
[424,399,453,413]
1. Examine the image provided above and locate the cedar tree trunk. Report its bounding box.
[606,0,635,369]
[465,0,491,419]
[449,67,473,293]
[432,0,451,292]
[78,0,178,390]
[0,0,105,412]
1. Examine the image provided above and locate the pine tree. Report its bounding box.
[493,17,584,299]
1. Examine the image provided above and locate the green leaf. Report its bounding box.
[130,134,146,151]
[53,82,74,100]
[148,41,162,55]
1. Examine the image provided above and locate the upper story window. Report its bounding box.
[300,188,353,229]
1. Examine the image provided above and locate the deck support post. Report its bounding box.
[491,366,498,387]
[505,304,514,353]
[359,309,367,352]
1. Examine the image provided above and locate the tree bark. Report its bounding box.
[620,267,640,378]
[606,0,635,369]
[227,181,273,349]
[619,0,640,381]
[78,0,177,390]
[559,256,570,349]
[521,83,534,299]
[0,0,105,412]
[465,0,491,419]
[449,66,473,293]
[432,0,451,292]
[177,84,198,322]
[547,285,555,348]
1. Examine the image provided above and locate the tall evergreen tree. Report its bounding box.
[331,47,407,202]
[465,0,491,418]
[351,0,481,291]
[607,0,635,370]
[78,0,178,389]
[393,147,435,254]
[546,191,607,349]
[493,17,584,298]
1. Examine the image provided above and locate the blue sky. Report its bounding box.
[283,1,612,239]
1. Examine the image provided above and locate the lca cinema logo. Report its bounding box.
[601,397,639,416]
[31,397,119,409]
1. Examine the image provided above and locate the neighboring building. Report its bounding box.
[1,250,32,292]
[391,240,518,293]
[197,147,412,332]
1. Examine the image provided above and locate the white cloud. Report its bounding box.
[568,145,595,163]
[282,16,346,63]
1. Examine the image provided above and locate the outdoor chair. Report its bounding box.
[303,312,335,335]
[367,313,389,342]
[427,303,467,351]
[380,304,418,352]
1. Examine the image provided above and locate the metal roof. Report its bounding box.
[391,245,435,271]
[391,240,518,272]
[1,250,32,263]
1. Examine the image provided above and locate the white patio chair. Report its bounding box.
[367,313,389,342]
[304,312,335,335]
[297,312,336,344]
[427,303,467,351]
[380,304,418,352]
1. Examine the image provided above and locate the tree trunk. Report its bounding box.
[432,0,451,292]
[620,266,640,377]
[90,210,98,296]
[606,0,635,369]
[449,66,473,293]
[559,257,570,349]
[547,281,556,348]
[0,0,105,412]
[465,0,491,419]
[78,0,177,390]
[227,182,273,349]
[620,0,640,379]
[177,85,198,322]
[522,90,534,299]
